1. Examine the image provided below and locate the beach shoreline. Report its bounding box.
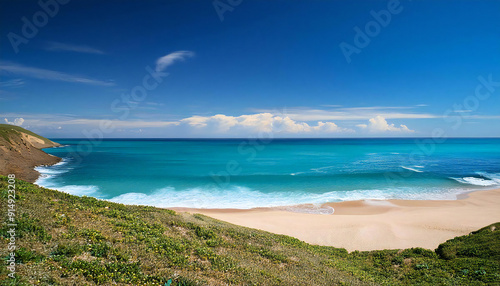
[172,188,500,252]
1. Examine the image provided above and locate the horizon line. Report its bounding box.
[48,137,500,140]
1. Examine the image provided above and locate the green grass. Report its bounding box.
[0,124,54,145]
[0,176,499,285]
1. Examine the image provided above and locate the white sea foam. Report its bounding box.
[401,166,423,173]
[35,174,100,196]
[311,166,338,173]
[107,186,468,211]
[52,158,71,166]
[291,165,338,176]
[34,157,72,175]
[34,166,71,175]
[52,185,100,196]
[35,175,100,197]
[451,176,498,186]
[476,172,500,184]
[34,157,100,197]
[50,144,70,149]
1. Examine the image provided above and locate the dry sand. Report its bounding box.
[175,188,500,252]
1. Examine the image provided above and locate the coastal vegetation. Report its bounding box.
[0,124,55,146]
[1,176,499,285]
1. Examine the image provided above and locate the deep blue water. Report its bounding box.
[35,138,500,211]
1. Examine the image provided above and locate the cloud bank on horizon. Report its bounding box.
[2,111,414,138]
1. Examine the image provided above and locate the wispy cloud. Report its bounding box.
[0,113,177,129]
[462,115,500,119]
[44,41,105,55]
[57,119,179,128]
[0,79,25,87]
[252,106,438,121]
[337,106,419,111]
[0,62,114,86]
[156,51,194,72]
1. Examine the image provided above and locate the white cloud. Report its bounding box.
[181,113,354,134]
[0,112,417,137]
[4,117,24,126]
[252,106,438,121]
[0,62,114,86]
[44,41,105,54]
[155,51,194,72]
[357,116,414,133]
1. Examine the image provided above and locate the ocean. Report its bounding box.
[35,138,500,212]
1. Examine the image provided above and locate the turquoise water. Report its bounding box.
[36,138,500,211]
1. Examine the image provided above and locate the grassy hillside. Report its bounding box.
[0,124,54,146]
[1,176,499,285]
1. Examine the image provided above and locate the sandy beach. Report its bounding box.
[175,188,500,252]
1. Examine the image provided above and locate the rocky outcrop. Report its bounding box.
[0,124,61,182]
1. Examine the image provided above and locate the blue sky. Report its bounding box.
[1,0,499,138]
